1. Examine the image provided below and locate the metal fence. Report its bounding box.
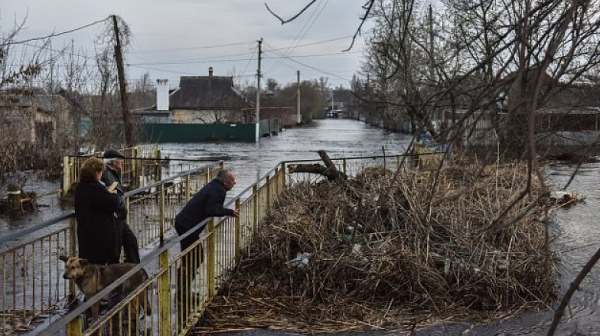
[37,164,285,336]
[0,161,223,335]
[3,153,422,336]
[61,145,158,196]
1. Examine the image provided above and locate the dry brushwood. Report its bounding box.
[199,161,559,333]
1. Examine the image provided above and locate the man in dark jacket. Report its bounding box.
[175,169,239,323]
[75,157,123,264]
[101,149,141,264]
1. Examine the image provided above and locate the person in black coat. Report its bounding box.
[75,157,123,265]
[175,169,239,322]
[101,149,141,264]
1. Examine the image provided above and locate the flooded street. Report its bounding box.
[159,119,411,202]
[3,119,600,334]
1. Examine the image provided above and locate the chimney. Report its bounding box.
[209,66,213,77]
[156,79,169,111]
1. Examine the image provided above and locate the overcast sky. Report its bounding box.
[2,0,370,90]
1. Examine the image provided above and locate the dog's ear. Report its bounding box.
[79,259,89,267]
[59,256,69,262]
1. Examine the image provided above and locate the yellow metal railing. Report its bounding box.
[61,145,157,196]
[38,163,285,336]
[5,152,423,336]
[0,217,75,335]
[0,161,222,336]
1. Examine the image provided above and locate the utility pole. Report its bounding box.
[297,70,301,124]
[428,5,435,83]
[331,90,334,111]
[112,15,133,146]
[255,38,263,142]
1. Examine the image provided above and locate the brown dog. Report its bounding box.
[60,256,151,322]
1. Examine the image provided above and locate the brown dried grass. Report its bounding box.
[199,161,557,333]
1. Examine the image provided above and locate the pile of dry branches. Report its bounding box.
[200,161,558,332]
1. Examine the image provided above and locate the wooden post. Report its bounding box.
[235,199,241,263]
[7,185,22,212]
[112,15,134,147]
[342,158,347,176]
[207,218,216,299]
[62,156,71,196]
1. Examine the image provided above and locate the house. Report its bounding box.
[327,88,355,117]
[138,67,250,124]
[0,89,75,147]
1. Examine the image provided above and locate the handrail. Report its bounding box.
[38,174,262,335]
[124,160,223,198]
[0,161,223,251]
[0,213,74,246]
[223,167,278,209]
[35,215,211,336]
[4,152,434,335]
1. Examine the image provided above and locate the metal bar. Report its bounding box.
[2,255,6,335]
[281,162,286,190]
[186,173,191,202]
[0,213,74,246]
[235,199,241,263]
[207,218,216,299]
[159,247,170,336]
[62,156,70,196]
[266,174,271,211]
[253,184,258,234]
[160,183,166,245]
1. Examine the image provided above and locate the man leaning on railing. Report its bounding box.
[174,169,239,322]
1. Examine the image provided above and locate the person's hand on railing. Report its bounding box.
[232,210,240,218]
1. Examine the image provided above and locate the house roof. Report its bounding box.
[0,93,70,113]
[545,84,600,109]
[169,76,248,110]
[330,89,354,104]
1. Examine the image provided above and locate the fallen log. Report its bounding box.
[287,150,347,181]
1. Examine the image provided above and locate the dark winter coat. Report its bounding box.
[101,165,127,219]
[75,177,123,264]
[175,178,235,234]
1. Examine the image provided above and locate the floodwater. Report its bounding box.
[3,119,600,335]
[159,119,411,203]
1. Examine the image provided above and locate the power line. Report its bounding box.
[6,17,111,46]
[126,51,359,66]
[129,41,255,54]
[240,46,258,78]
[266,35,353,52]
[266,0,330,74]
[264,48,350,82]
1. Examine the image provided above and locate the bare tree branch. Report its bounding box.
[264,0,318,24]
